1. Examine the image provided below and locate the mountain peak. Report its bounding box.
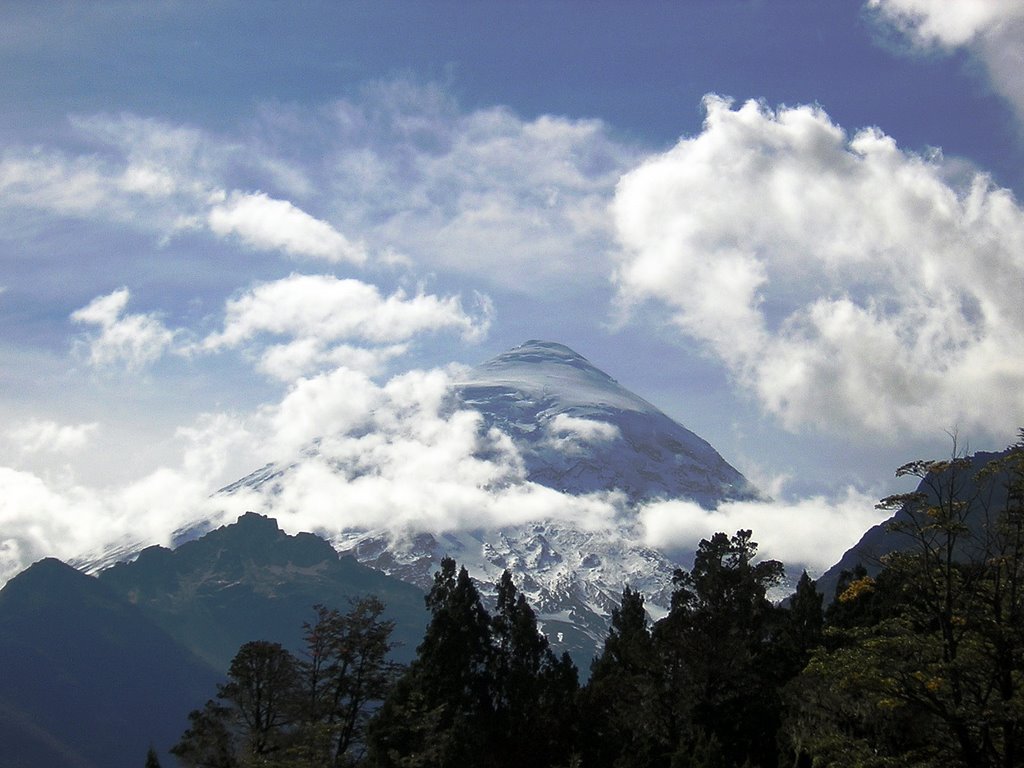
[0,557,93,602]
[494,340,600,366]
[455,340,758,508]
[460,339,653,416]
[477,340,613,380]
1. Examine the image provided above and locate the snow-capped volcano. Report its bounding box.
[322,341,761,665]
[176,340,760,667]
[454,340,757,507]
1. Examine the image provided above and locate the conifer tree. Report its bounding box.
[490,570,578,767]
[657,530,785,768]
[583,586,660,768]
[779,571,823,675]
[368,557,493,768]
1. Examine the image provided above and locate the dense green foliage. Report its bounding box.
[171,435,1024,768]
[581,530,791,768]
[784,435,1024,767]
[366,560,579,768]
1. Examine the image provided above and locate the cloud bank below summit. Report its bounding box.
[0,360,889,585]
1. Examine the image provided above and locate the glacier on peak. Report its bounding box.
[330,521,678,671]
[454,339,758,508]
[456,339,657,415]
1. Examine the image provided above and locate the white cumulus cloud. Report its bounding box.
[230,365,623,538]
[639,487,888,574]
[867,0,1024,47]
[614,96,1024,441]
[0,363,625,585]
[71,288,178,369]
[201,273,493,380]
[0,412,255,585]
[256,340,409,381]
[544,414,621,454]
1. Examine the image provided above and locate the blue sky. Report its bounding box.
[2,0,1024,581]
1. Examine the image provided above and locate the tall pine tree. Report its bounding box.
[368,557,493,768]
[659,530,785,767]
[490,570,578,767]
[583,586,661,768]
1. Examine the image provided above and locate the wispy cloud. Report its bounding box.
[0,115,369,266]
[614,95,1024,441]
[0,86,640,293]
[255,80,640,291]
[6,419,99,454]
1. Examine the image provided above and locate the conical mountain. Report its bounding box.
[455,340,757,507]
[194,340,759,667]
[329,341,760,668]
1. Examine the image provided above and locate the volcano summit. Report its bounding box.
[455,340,757,507]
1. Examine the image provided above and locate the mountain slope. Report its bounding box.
[816,449,1013,602]
[0,517,432,768]
[99,512,430,668]
[334,522,679,670]
[0,559,221,768]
